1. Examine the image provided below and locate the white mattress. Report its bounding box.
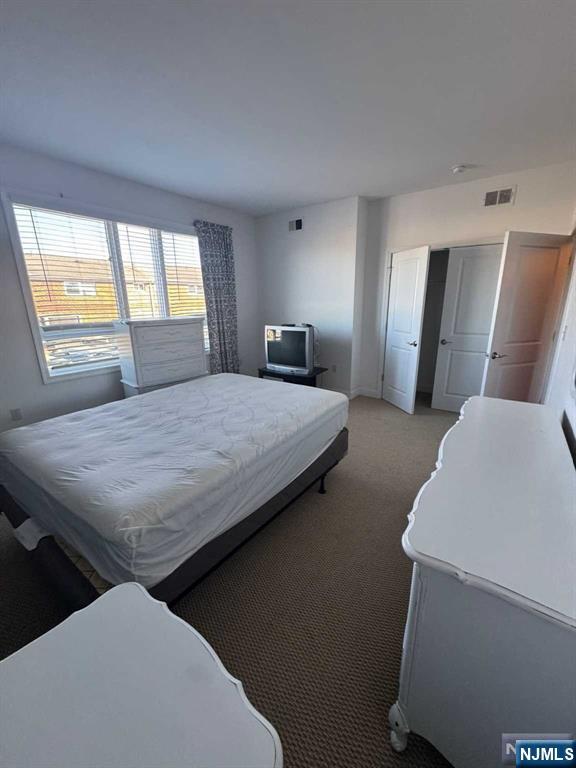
[0,374,348,587]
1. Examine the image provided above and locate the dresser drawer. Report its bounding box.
[139,357,206,386]
[137,339,204,365]
[133,322,203,347]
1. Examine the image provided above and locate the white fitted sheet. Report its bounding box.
[0,374,348,587]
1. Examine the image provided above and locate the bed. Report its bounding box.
[0,373,348,607]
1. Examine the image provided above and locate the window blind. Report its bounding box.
[116,223,167,320]
[13,205,120,372]
[12,203,206,377]
[161,229,209,346]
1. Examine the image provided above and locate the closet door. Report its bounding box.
[382,246,430,414]
[481,232,571,403]
[431,244,502,412]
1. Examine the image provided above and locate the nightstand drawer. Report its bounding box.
[134,322,203,347]
[137,340,204,365]
[139,357,206,386]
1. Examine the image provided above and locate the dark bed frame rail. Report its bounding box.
[0,486,100,609]
[0,428,348,610]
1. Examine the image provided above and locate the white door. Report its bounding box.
[431,244,502,412]
[481,231,571,403]
[382,246,430,413]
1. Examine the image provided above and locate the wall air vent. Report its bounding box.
[289,218,303,232]
[497,187,514,205]
[484,186,516,207]
[484,190,498,207]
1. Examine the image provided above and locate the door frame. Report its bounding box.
[379,236,504,399]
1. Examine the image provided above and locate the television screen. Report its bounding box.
[266,328,307,368]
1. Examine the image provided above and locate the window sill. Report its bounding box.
[45,362,121,384]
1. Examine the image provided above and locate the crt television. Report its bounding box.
[265,325,315,375]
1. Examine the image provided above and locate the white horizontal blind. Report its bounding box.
[12,204,206,377]
[161,229,208,347]
[117,223,167,320]
[13,206,120,373]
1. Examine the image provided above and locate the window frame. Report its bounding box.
[2,189,202,384]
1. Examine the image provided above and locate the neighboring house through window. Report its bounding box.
[64,281,97,296]
[10,203,206,378]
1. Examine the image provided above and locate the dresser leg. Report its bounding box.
[389,701,409,752]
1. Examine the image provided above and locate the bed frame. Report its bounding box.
[0,428,348,610]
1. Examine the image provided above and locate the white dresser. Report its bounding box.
[389,397,576,768]
[115,317,207,397]
[0,583,283,768]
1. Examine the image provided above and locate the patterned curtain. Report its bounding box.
[194,220,240,374]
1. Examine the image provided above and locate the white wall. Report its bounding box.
[360,162,576,396]
[0,144,260,430]
[257,197,362,395]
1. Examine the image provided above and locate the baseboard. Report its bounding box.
[350,387,381,399]
[330,387,352,399]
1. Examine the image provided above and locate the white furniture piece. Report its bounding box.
[389,396,576,768]
[115,317,207,396]
[0,583,283,768]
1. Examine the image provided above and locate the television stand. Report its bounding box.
[258,366,328,387]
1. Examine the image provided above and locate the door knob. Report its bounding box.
[407,341,418,347]
[440,338,452,345]
[490,351,508,359]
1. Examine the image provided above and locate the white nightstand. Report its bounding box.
[115,317,208,396]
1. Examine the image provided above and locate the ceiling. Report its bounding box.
[1,0,574,215]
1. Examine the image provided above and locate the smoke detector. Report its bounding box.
[451,164,476,174]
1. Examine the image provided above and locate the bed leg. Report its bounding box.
[318,474,327,494]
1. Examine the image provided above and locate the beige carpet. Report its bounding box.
[0,396,456,767]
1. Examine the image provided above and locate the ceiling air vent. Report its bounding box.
[484,186,516,207]
[289,218,303,232]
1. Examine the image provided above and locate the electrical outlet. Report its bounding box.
[10,408,23,421]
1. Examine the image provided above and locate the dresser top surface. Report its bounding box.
[0,583,282,767]
[404,396,576,625]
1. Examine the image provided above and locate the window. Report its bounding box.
[64,281,97,296]
[12,204,206,378]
